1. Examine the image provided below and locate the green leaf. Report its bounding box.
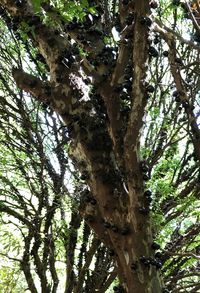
[31,0,41,13]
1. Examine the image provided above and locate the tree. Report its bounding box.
[0,0,200,292]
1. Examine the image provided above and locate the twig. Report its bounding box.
[153,18,200,52]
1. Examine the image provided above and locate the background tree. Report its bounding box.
[0,0,200,292]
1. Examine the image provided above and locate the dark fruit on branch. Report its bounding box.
[193,32,200,43]
[175,57,183,65]
[90,198,97,205]
[27,16,40,26]
[114,84,123,92]
[145,17,152,27]
[125,65,132,74]
[155,261,162,269]
[36,53,46,63]
[149,46,158,57]
[130,262,137,270]
[109,249,115,256]
[144,94,150,100]
[125,13,134,25]
[84,195,92,203]
[155,251,162,259]
[115,24,122,32]
[111,225,119,233]
[144,190,152,197]
[56,75,62,83]
[119,92,128,100]
[182,101,189,109]
[113,285,125,292]
[121,227,130,235]
[80,172,90,180]
[150,1,158,9]
[151,242,161,250]
[0,7,5,15]
[14,0,23,7]
[123,80,132,91]
[144,190,152,203]
[163,51,169,57]
[54,29,60,35]
[140,17,146,25]
[146,196,152,203]
[172,90,180,97]
[140,256,150,266]
[141,163,149,173]
[139,256,145,262]
[175,96,181,102]
[146,85,155,93]
[172,0,180,5]
[143,174,150,181]
[154,35,160,44]
[149,258,157,265]
[103,221,111,228]
[140,17,152,26]
[124,74,132,81]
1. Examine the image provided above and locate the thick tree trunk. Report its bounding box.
[85,170,163,293]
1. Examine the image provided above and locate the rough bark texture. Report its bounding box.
[1,0,163,292]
